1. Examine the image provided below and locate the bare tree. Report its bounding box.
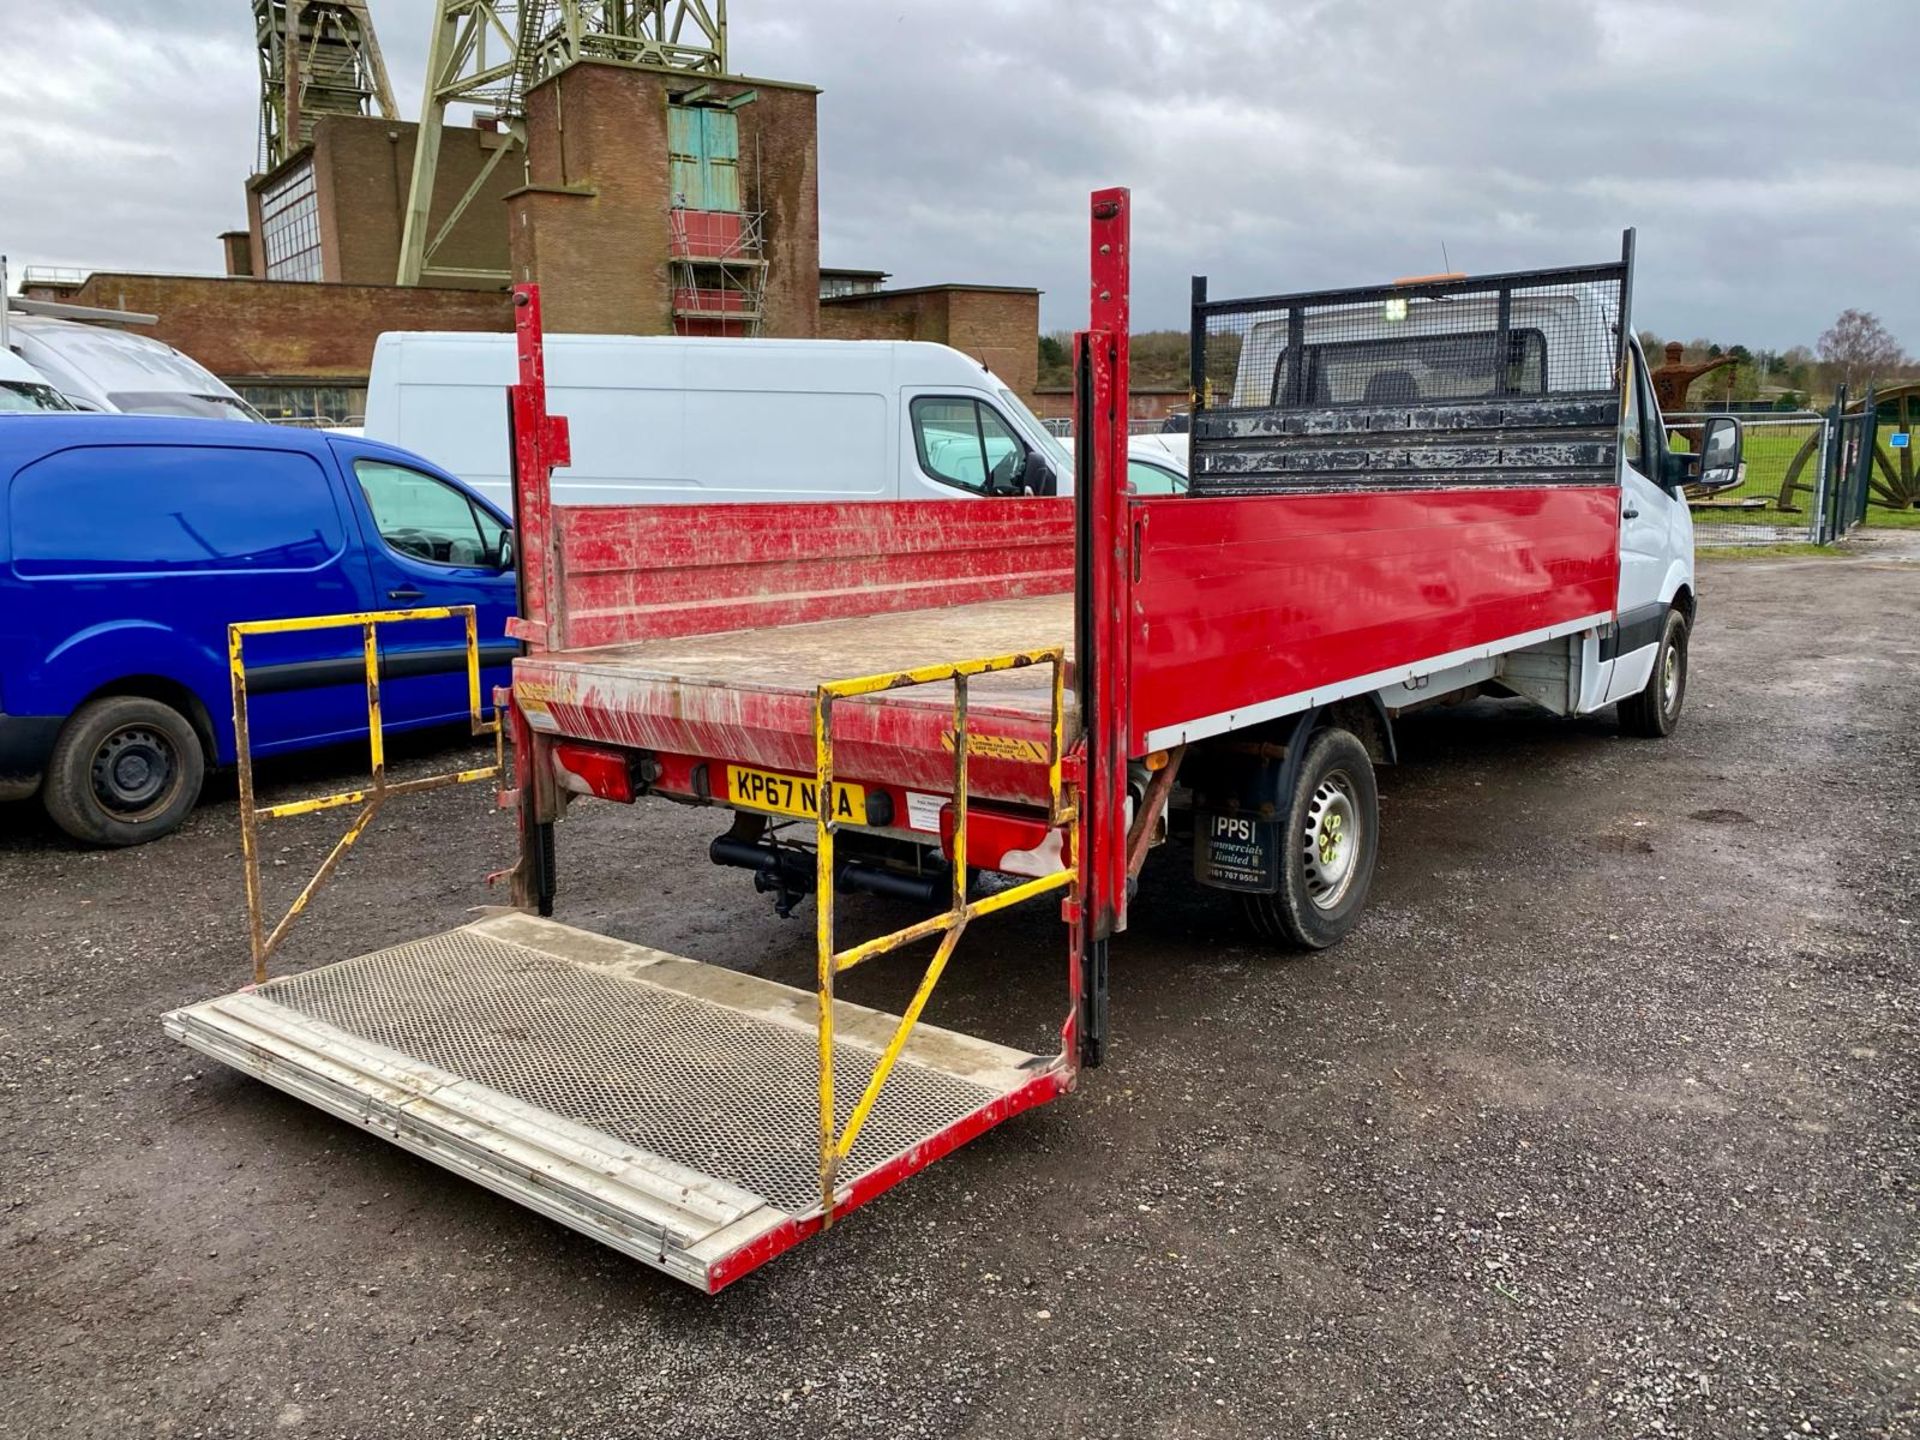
[1817,309,1908,397]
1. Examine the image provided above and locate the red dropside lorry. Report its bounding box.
[166,189,1742,1291]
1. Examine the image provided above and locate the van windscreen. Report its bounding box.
[107,391,266,422]
[0,380,75,413]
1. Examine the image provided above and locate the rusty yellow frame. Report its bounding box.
[812,646,1077,1220]
[229,606,503,984]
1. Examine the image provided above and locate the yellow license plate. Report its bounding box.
[726,765,866,823]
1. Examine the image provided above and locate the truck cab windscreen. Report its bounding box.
[1188,259,1627,496]
[1269,329,1547,407]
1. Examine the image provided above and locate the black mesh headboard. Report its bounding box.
[1186,237,1634,495]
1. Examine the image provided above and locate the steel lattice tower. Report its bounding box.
[396,1,728,285]
[254,0,398,172]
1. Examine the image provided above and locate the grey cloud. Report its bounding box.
[7,0,1915,352]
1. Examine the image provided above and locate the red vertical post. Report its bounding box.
[504,284,569,915]
[1067,188,1131,1071]
[506,283,571,652]
[1086,187,1132,937]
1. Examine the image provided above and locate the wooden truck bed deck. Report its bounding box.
[531,593,1071,710]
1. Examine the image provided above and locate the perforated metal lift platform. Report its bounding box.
[162,913,1063,1292]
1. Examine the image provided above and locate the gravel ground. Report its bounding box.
[1,551,1915,1440]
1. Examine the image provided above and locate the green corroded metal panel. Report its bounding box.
[668,104,740,211]
[701,108,739,211]
[669,104,704,208]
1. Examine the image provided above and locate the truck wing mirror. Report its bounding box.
[496,530,515,571]
[1026,454,1058,497]
[1696,416,1743,493]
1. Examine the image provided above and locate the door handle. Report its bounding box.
[1621,506,1640,520]
[387,586,425,602]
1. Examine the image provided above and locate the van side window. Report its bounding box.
[912,397,1025,494]
[354,459,504,567]
[1636,352,1666,470]
[9,445,343,576]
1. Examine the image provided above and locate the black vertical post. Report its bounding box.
[1823,386,1848,544]
[1616,229,1637,392]
[1070,333,1106,1068]
[1854,389,1878,532]
[1285,305,1307,406]
[1188,275,1207,476]
[1494,283,1513,398]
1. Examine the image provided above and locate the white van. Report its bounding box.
[0,347,74,413]
[6,316,264,421]
[1057,433,1190,494]
[363,332,1071,508]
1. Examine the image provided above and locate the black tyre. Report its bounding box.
[42,695,206,847]
[1240,726,1379,950]
[1618,607,1689,739]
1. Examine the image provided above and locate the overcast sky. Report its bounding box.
[3,0,1913,351]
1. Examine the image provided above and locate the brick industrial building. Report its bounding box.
[25,50,1040,423]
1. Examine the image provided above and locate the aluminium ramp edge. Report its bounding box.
[162,912,1061,1293]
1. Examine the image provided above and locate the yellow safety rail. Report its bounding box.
[813,646,1077,1219]
[230,606,503,983]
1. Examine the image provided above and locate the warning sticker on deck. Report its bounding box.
[941,732,1050,763]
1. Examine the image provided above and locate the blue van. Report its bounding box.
[0,416,516,845]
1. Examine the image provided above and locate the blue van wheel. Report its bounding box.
[43,696,207,847]
[93,724,178,812]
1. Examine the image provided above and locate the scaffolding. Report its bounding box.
[668,203,767,336]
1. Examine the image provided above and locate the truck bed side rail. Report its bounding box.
[1187,241,1632,497]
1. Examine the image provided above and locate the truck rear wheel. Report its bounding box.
[42,695,206,847]
[1241,726,1379,950]
[1618,607,1689,739]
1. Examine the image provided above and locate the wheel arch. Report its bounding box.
[34,621,228,762]
[1322,695,1397,766]
[1184,697,1395,822]
[74,674,219,767]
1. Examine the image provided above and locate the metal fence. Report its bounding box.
[1822,388,1878,543]
[1042,416,1182,439]
[1677,391,1877,547]
[1672,411,1829,547]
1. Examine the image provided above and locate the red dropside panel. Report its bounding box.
[1128,485,1621,751]
[552,498,1074,651]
